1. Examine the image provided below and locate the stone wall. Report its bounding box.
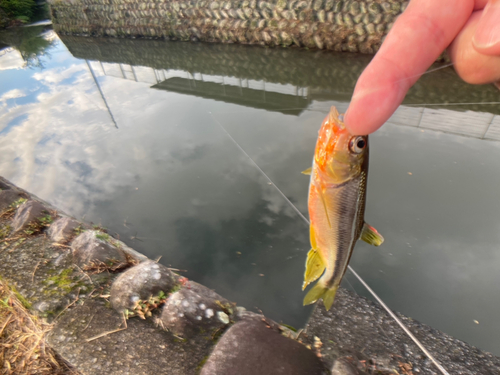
[48,0,408,52]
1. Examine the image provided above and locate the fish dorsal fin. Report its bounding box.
[360,222,384,246]
[302,248,325,290]
[301,167,312,175]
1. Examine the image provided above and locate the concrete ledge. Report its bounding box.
[1,175,499,375]
[304,288,500,374]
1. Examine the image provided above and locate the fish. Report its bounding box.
[302,106,384,311]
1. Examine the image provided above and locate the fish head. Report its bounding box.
[314,107,368,184]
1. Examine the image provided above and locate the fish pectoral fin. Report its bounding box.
[303,282,338,311]
[360,222,384,246]
[302,248,326,290]
[301,167,312,175]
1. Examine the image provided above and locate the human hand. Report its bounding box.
[344,0,500,136]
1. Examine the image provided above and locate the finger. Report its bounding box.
[473,0,500,55]
[344,0,474,135]
[449,11,500,84]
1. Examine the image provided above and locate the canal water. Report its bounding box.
[1,25,500,355]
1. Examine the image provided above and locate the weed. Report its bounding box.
[126,291,168,320]
[0,277,80,374]
[0,224,11,240]
[92,224,107,232]
[0,198,27,219]
[23,212,56,236]
[73,225,85,236]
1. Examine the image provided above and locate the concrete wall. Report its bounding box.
[48,0,407,52]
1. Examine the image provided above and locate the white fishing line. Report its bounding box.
[347,267,451,375]
[210,112,450,375]
[405,101,500,106]
[394,62,455,84]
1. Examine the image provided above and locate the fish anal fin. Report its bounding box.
[303,282,338,311]
[301,167,312,175]
[302,248,325,290]
[360,222,384,246]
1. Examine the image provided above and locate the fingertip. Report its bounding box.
[473,1,500,55]
[344,106,384,136]
[344,88,401,136]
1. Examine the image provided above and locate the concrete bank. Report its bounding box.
[1,175,499,375]
[48,0,407,52]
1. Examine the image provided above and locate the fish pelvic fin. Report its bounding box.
[301,167,312,175]
[303,281,338,311]
[360,222,384,246]
[302,248,326,290]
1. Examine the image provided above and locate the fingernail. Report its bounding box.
[474,1,500,49]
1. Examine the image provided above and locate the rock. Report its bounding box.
[367,2,380,15]
[234,306,281,330]
[47,300,213,375]
[331,358,365,374]
[12,200,50,233]
[0,189,25,212]
[200,319,326,375]
[48,217,80,244]
[159,281,233,338]
[71,230,126,267]
[110,260,178,312]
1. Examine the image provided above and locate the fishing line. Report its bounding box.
[393,62,455,84]
[348,267,451,375]
[210,112,450,375]
[405,101,500,107]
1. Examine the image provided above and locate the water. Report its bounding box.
[1,26,500,355]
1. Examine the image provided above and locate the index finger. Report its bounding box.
[344,0,475,135]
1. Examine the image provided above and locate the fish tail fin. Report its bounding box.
[303,281,338,311]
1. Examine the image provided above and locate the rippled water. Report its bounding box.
[1,26,500,355]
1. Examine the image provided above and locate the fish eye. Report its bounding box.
[349,136,367,154]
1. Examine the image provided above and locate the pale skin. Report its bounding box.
[344,0,500,136]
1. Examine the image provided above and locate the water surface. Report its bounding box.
[1,27,500,355]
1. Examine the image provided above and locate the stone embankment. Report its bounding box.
[48,0,407,52]
[1,175,500,375]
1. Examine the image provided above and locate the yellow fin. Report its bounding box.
[303,282,338,311]
[360,222,384,246]
[302,249,325,290]
[310,225,317,249]
[301,167,312,175]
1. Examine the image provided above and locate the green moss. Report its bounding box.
[44,268,74,293]
[170,284,182,294]
[0,224,11,239]
[196,355,209,372]
[11,197,27,208]
[281,323,297,332]
[95,232,110,241]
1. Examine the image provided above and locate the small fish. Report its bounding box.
[302,107,384,310]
